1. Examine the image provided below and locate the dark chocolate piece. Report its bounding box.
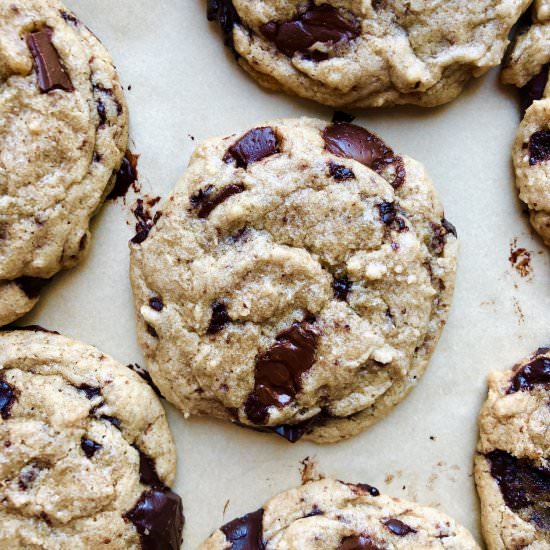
[191,184,245,219]
[149,297,164,312]
[127,364,163,398]
[224,127,280,169]
[430,218,457,254]
[27,27,73,93]
[14,277,49,299]
[220,508,265,550]
[354,483,380,497]
[323,123,405,188]
[0,378,16,420]
[529,130,550,165]
[100,415,121,429]
[332,111,355,124]
[108,150,139,200]
[333,276,352,301]
[329,161,355,181]
[131,199,161,244]
[520,64,549,113]
[338,535,383,550]
[245,317,319,424]
[508,356,550,393]
[260,4,359,60]
[207,0,241,48]
[383,518,416,536]
[77,384,101,400]
[81,438,102,458]
[207,301,231,334]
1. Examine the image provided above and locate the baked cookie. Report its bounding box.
[130,117,458,444]
[502,2,550,244]
[0,329,184,549]
[474,347,550,549]
[200,478,480,549]
[0,0,129,326]
[207,0,530,108]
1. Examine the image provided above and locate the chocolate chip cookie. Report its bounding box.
[0,329,184,549]
[475,347,550,549]
[0,0,129,326]
[129,117,458,444]
[207,0,530,108]
[200,478,480,549]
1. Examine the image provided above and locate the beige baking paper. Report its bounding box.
[19,0,550,547]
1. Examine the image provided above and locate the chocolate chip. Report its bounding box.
[520,64,549,113]
[329,161,355,181]
[383,518,416,536]
[332,111,355,124]
[97,98,107,126]
[333,276,352,301]
[245,317,319,424]
[149,297,164,312]
[27,28,73,93]
[0,378,16,420]
[378,202,407,233]
[441,218,457,238]
[108,150,139,200]
[146,325,158,338]
[323,123,405,188]
[486,449,550,530]
[260,4,359,60]
[338,535,383,550]
[127,364,163,398]
[207,0,241,49]
[60,10,79,26]
[76,384,101,400]
[135,447,163,487]
[14,277,49,299]
[355,483,380,497]
[207,301,231,334]
[191,184,245,219]
[100,415,121,429]
[220,508,265,550]
[131,198,159,244]
[529,130,550,165]
[18,463,43,490]
[81,438,102,459]
[508,356,550,393]
[224,127,280,169]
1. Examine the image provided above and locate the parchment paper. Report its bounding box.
[20,1,550,547]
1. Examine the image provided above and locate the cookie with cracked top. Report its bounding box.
[0,330,184,550]
[207,0,530,108]
[130,117,458,444]
[199,478,480,549]
[0,0,128,326]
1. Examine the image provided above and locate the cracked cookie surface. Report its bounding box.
[0,329,184,550]
[475,347,550,550]
[129,117,458,444]
[0,0,129,326]
[199,478,480,549]
[208,0,530,108]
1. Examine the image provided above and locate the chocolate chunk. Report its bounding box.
[60,10,80,26]
[81,438,102,459]
[207,301,231,334]
[149,297,164,312]
[245,317,319,424]
[508,356,550,393]
[355,483,380,497]
[378,202,407,232]
[207,0,241,49]
[383,518,416,536]
[135,447,163,487]
[15,277,49,299]
[529,130,550,165]
[520,64,549,113]
[338,535,383,550]
[147,325,158,338]
[224,127,280,169]
[77,384,101,400]
[486,449,550,530]
[131,198,160,244]
[441,218,457,238]
[329,161,355,181]
[27,28,73,93]
[323,123,405,188]
[333,275,352,301]
[127,364,163,398]
[430,218,457,254]
[100,415,121,429]
[260,4,359,60]
[332,111,355,124]
[220,508,265,550]
[108,150,139,200]
[0,378,16,420]
[191,184,245,219]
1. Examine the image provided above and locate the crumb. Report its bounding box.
[223,499,230,516]
[509,238,533,278]
[300,456,322,484]
[384,474,394,484]
[429,435,436,441]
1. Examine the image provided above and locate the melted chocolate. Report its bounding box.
[338,535,383,550]
[27,28,73,93]
[207,301,231,334]
[520,64,549,113]
[224,127,280,169]
[508,356,550,393]
[207,0,241,48]
[261,4,359,60]
[0,378,16,420]
[220,508,265,550]
[15,277,49,299]
[108,150,139,200]
[486,450,550,530]
[81,438,102,459]
[245,318,319,424]
[323,123,405,188]
[529,130,550,165]
[333,276,352,301]
[383,518,416,536]
[191,184,245,218]
[329,161,355,181]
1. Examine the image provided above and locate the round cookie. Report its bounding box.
[0,329,184,550]
[207,0,530,108]
[0,0,129,326]
[474,347,550,550]
[200,478,480,549]
[502,1,550,245]
[129,117,458,444]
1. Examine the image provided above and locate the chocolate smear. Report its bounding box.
[220,508,265,550]
[224,127,280,169]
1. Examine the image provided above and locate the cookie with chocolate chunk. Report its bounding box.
[130,117,458,444]
[502,2,550,245]
[207,0,530,108]
[199,478,480,549]
[0,329,184,550]
[0,0,128,326]
[475,348,550,549]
